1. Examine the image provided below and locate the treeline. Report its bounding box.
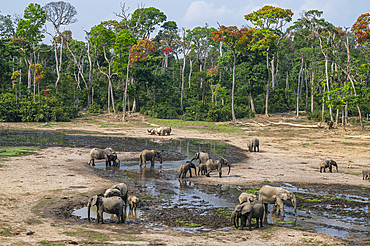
[0,3,370,127]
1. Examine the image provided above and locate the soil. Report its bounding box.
[0,112,369,245]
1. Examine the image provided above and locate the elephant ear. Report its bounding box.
[280,192,288,201]
[241,203,253,215]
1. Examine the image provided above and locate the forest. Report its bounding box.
[1,2,370,127]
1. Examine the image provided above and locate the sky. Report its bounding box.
[1,0,369,42]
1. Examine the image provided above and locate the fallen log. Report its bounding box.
[266,121,324,128]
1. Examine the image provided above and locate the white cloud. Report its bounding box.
[183,1,234,25]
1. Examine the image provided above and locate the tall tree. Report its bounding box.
[212,25,252,122]
[14,3,46,97]
[245,5,293,116]
[43,1,77,93]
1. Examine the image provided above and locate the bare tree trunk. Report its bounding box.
[122,52,131,121]
[305,59,308,110]
[321,85,326,122]
[110,80,116,114]
[324,55,334,121]
[188,59,193,88]
[297,53,304,117]
[249,80,255,113]
[336,108,339,125]
[286,71,289,89]
[311,47,315,113]
[271,54,275,89]
[265,48,271,116]
[231,49,236,121]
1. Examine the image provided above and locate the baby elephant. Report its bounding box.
[320,159,338,173]
[231,201,264,231]
[128,195,140,210]
[247,138,259,152]
[198,163,207,175]
[179,161,197,179]
[362,170,370,180]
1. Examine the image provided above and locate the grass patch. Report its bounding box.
[0,146,40,157]
[37,240,65,246]
[262,180,272,183]
[175,219,200,227]
[27,219,43,224]
[64,229,111,242]
[0,228,12,237]
[146,118,244,134]
[31,199,57,216]
[260,227,275,239]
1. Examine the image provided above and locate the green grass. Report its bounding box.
[0,146,40,157]
[146,118,245,134]
[31,199,57,216]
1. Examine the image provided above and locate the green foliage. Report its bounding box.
[88,103,102,114]
[0,93,78,122]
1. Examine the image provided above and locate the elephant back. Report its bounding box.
[239,192,257,204]
[251,201,264,215]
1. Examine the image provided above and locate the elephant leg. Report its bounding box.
[189,169,192,177]
[151,159,154,166]
[329,166,332,172]
[255,218,260,228]
[320,167,322,173]
[239,216,246,230]
[277,200,285,217]
[264,203,269,213]
[247,216,252,231]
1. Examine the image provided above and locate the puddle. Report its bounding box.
[73,206,143,223]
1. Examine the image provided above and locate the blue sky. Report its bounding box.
[1,0,369,42]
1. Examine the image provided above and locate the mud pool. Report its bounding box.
[2,130,370,244]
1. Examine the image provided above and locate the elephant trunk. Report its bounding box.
[231,211,240,228]
[227,163,230,175]
[292,195,297,216]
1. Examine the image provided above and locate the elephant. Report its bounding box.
[362,170,370,180]
[204,157,230,178]
[320,159,338,173]
[179,161,197,179]
[88,148,118,166]
[148,127,161,135]
[87,195,125,223]
[259,185,297,217]
[231,201,264,231]
[128,195,140,210]
[157,127,172,136]
[191,152,210,165]
[103,188,121,198]
[110,183,128,208]
[247,138,259,152]
[139,149,163,167]
[239,193,258,204]
[198,163,207,175]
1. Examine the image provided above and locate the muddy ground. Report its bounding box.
[0,113,369,245]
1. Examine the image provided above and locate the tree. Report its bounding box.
[129,7,167,39]
[212,25,252,121]
[0,12,15,38]
[352,13,370,46]
[14,3,46,98]
[43,1,77,93]
[90,21,118,114]
[245,5,293,116]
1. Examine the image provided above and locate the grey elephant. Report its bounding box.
[204,157,230,178]
[231,201,264,231]
[198,163,207,175]
[191,152,210,165]
[179,161,197,179]
[103,188,121,198]
[362,170,370,180]
[320,159,338,173]
[247,138,259,152]
[139,149,163,167]
[259,185,297,217]
[110,183,128,208]
[87,195,125,223]
[128,195,140,210]
[157,127,172,136]
[88,147,118,166]
[239,193,258,204]
[148,127,161,135]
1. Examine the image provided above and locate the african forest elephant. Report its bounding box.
[247,138,259,152]
[88,148,118,166]
[157,127,172,136]
[140,149,163,167]
[103,188,122,198]
[259,185,297,217]
[239,193,258,204]
[320,159,338,173]
[191,152,210,165]
[87,195,125,223]
[198,163,207,175]
[363,170,370,180]
[128,195,140,210]
[205,157,230,178]
[110,183,128,208]
[179,161,197,179]
[231,201,264,231]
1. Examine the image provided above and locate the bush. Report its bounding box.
[88,103,102,114]
[0,94,78,122]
